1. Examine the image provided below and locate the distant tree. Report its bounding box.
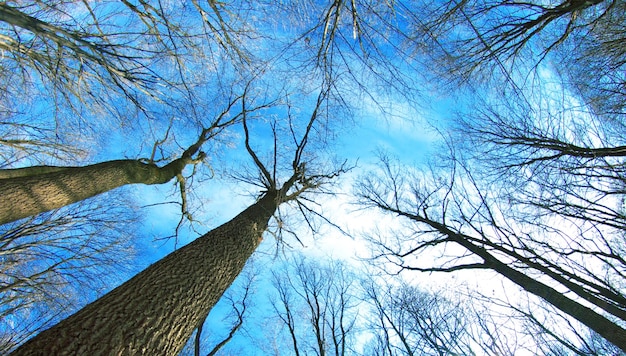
[0,195,136,353]
[11,86,347,355]
[269,255,359,356]
[362,280,475,356]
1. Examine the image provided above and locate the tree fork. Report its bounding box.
[11,191,278,355]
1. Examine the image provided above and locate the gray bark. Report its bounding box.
[11,191,278,355]
[0,158,191,225]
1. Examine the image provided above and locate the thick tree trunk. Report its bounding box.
[11,191,278,355]
[0,158,190,225]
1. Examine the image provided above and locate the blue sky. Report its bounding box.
[2,1,622,354]
[110,77,447,354]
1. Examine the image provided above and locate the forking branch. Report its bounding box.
[244,83,346,191]
[156,84,283,239]
[9,79,351,356]
[239,81,351,247]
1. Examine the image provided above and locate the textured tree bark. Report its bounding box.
[0,158,191,225]
[11,191,278,355]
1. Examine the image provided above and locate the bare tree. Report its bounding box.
[6,1,624,355]
[271,268,302,356]
[0,88,260,226]
[0,2,254,352]
[0,1,254,168]
[356,147,626,351]
[0,194,136,353]
[10,84,347,355]
[0,2,410,353]
[395,0,619,82]
[548,0,626,120]
[269,255,359,356]
[511,298,626,355]
[353,1,626,343]
[362,280,475,356]
[0,0,253,106]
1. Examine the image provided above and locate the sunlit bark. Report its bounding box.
[0,157,195,226]
[12,191,278,355]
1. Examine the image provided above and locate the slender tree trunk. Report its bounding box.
[443,227,626,351]
[0,158,191,225]
[284,304,301,356]
[194,316,205,356]
[391,208,626,351]
[11,191,278,355]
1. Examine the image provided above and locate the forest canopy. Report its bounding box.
[0,0,624,354]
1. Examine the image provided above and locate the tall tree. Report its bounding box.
[0,90,254,225]
[11,86,347,355]
[269,255,359,356]
[12,189,280,355]
[357,143,626,351]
